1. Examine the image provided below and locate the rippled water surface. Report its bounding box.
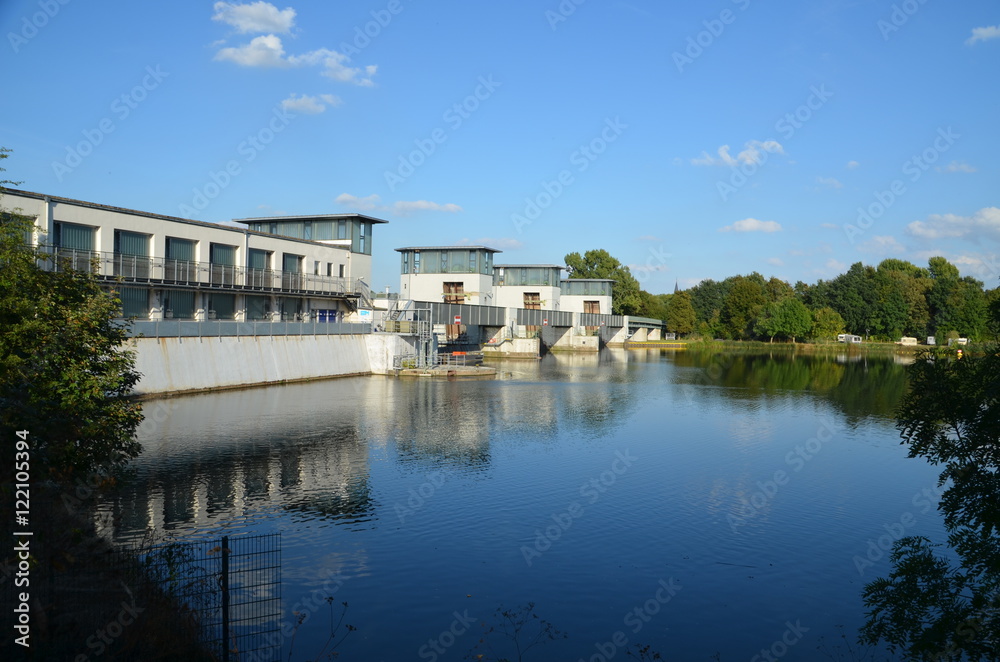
[99,349,944,660]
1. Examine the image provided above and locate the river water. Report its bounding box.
[97,349,944,661]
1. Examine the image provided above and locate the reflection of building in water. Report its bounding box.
[97,381,379,541]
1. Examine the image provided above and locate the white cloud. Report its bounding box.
[936,160,977,173]
[826,258,847,272]
[819,222,839,230]
[906,207,1000,240]
[213,1,296,34]
[457,237,524,251]
[392,200,462,215]
[280,93,341,114]
[215,34,288,67]
[817,176,842,189]
[846,160,860,169]
[691,140,784,166]
[719,218,782,233]
[766,257,784,266]
[216,37,376,85]
[966,25,1000,45]
[335,193,462,216]
[859,235,906,254]
[636,234,661,242]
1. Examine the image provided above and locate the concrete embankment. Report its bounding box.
[130,333,416,396]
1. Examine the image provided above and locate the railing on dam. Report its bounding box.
[580,313,625,327]
[126,319,373,338]
[429,302,507,326]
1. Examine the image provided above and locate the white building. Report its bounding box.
[559,278,613,315]
[396,246,500,305]
[493,264,564,310]
[4,189,387,322]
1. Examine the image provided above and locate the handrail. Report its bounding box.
[47,248,366,297]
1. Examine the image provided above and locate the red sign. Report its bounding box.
[543,319,548,326]
[453,315,462,324]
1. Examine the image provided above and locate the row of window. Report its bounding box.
[53,222,346,276]
[244,219,372,255]
[115,287,340,321]
[400,250,494,275]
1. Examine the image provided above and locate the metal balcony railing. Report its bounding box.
[48,249,368,298]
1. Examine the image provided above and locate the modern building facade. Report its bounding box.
[5,189,387,322]
[396,246,499,305]
[397,246,615,313]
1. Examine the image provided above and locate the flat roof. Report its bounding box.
[234,213,388,224]
[560,278,615,283]
[1,188,354,250]
[395,245,502,253]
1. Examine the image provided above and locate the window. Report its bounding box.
[339,264,345,278]
[113,230,149,278]
[282,254,303,290]
[117,286,148,319]
[413,252,420,274]
[248,248,269,270]
[53,221,94,251]
[209,293,236,319]
[246,295,269,320]
[524,293,541,310]
[443,282,464,304]
[166,237,195,261]
[165,238,196,282]
[304,221,312,240]
[337,221,347,240]
[440,252,448,273]
[359,222,366,254]
[164,290,195,319]
[326,263,333,277]
[469,251,477,273]
[269,222,277,235]
[210,243,235,265]
[402,252,409,274]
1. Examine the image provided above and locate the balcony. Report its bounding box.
[49,249,369,299]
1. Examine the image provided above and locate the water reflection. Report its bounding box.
[95,349,936,660]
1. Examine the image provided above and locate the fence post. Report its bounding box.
[221,535,230,662]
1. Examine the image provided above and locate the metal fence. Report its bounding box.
[127,320,373,338]
[516,308,574,327]
[429,302,507,326]
[49,248,369,298]
[120,533,282,662]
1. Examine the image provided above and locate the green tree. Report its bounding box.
[861,349,1000,659]
[1,170,143,480]
[720,275,767,339]
[665,291,696,335]
[810,307,845,341]
[755,297,812,342]
[564,249,642,316]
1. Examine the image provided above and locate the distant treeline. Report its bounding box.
[638,256,999,342]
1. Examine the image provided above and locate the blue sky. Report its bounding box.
[1,0,998,294]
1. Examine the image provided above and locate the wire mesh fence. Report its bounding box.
[119,533,282,662]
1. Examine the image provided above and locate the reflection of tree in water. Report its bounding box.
[671,349,907,421]
[861,350,1000,658]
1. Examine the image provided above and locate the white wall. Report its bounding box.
[399,273,494,304]
[493,284,562,310]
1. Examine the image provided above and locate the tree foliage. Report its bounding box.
[860,348,1000,658]
[665,291,696,335]
[1,170,143,480]
[564,249,642,316]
